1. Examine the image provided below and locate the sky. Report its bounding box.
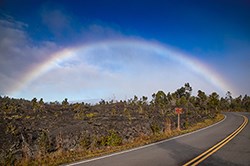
[0,0,249,102]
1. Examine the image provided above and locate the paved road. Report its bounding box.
[67,112,249,166]
[201,112,250,166]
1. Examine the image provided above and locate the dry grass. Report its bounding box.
[16,114,224,166]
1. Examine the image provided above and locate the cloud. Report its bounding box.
[0,13,127,98]
[0,16,58,95]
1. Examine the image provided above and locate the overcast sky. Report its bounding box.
[0,0,249,102]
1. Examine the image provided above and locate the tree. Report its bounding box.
[174,83,192,99]
[39,98,44,105]
[154,90,169,115]
[242,95,250,111]
[150,93,156,106]
[133,95,138,103]
[226,91,232,103]
[219,97,230,111]
[197,90,207,111]
[208,92,220,114]
[142,96,147,102]
[184,83,192,99]
[231,95,242,111]
[38,98,45,111]
[141,96,148,105]
[175,87,185,99]
[155,91,167,106]
[31,97,37,104]
[179,96,188,107]
[62,98,69,108]
[32,97,38,111]
[99,99,106,105]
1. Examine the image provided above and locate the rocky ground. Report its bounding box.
[0,94,216,165]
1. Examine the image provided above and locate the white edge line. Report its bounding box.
[65,114,227,166]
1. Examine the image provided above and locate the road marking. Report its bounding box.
[65,115,226,166]
[183,115,248,166]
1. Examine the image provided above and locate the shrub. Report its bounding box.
[86,113,95,118]
[38,130,49,155]
[74,111,85,120]
[183,121,189,129]
[150,123,161,134]
[6,124,16,135]
[80,136,91,149]
[111,108,117,116]
[106,130,122,146]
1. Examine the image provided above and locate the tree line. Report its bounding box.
[1,83,249,115]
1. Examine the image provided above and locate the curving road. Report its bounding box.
[66,112,250,166]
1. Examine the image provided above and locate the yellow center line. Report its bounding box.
[183,116,247,166]
[183,115,248,166]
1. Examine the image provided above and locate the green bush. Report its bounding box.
[106,130,122,146]
[74,111,85,120]
[6,124,16,135]
[150,123,161,134]
[86,113,95,118]
[80,136,91,149]
[97,130,122,147]
[183,121,189,129]
[38,130,49,155]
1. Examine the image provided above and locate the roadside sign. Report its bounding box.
[175,107,183,114]
[175,107,183,131]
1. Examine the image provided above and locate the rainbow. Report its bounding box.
[10,39,234,97]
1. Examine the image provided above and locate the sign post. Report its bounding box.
[175,108,183,131]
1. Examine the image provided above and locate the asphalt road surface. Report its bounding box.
[66,112,250,166]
